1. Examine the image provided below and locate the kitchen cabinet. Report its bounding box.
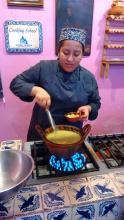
[100,0,124,78]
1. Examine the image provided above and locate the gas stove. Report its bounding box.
[30,140,99,179]
[24,132,124,185]
[89,133,124,169]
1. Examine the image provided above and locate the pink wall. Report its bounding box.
[0,0,124,142]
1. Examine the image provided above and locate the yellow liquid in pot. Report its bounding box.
[46,130,81,144]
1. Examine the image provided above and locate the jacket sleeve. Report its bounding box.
[88,76,101,120]
[10,62,42,102]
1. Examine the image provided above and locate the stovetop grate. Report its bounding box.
[31,141,99,179]
[89,133,124,169]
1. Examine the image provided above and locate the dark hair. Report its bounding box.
[58,40,84,54]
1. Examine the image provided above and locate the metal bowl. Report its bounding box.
[0,149,34,202]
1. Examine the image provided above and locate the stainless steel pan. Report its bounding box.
[0,149,34,202]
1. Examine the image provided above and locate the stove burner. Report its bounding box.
[30,141,99,179]
[49,152,86,172]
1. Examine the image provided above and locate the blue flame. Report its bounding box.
[49,152,86,172]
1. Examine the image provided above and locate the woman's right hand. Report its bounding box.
[31,86,51,109]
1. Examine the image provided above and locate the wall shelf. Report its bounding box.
[100,0,124,78]
[100,59,124,78]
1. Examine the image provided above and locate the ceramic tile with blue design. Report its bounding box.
[65,181,98,206]
[72,202,98,220]
[109,171,124,196]
[44,207,72,220]
[18,185,40,194]
[41,182,70,211]
[87,174,120,200]
[15,213,44,220]
[39,181,64,191]
[119,196,124,217]
[0,197,14,218]
[14,191,43,217]
[64,177,87,186]
[97,198,122,220]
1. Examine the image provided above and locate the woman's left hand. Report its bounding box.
[77,105,92,121]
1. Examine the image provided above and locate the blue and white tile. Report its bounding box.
[72,202,98,220]
[64,177,87,186]
[65,181,98,206]
[0,140,22,150]
[87,174,120,200]
[44,207,72,220]
[40,181,64,191]
[18,185,40,193]
[14,191,43,216]
[120,196,124,216]
[15,213,44,220]
[41,183,70,211]
[109,171,124,196]
[0,197,14,218]
[97,198,122,220]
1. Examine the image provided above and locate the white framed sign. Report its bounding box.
[4,20,43,53]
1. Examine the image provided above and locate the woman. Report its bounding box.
[10,27,101,141]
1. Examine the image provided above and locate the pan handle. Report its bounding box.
[35,124,46,140]
[80,124,91,141]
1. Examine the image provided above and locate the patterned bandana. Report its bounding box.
[59,27,87,46]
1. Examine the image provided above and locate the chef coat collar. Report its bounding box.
[56,64,81,82]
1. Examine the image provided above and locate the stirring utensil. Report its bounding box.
[46,109,57,131]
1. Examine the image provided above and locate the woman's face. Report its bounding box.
[58,40,83,72]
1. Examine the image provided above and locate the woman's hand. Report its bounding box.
[77,105,92,121]
[31,86,51,109]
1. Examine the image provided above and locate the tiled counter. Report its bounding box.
[1,171,124,220]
